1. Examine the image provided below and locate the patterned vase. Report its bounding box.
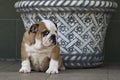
[15,0,118,68]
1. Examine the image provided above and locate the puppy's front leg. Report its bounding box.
[19,59,31,73]
[46,59,59,74]
[19,43,31,73]
[46,45,60,74]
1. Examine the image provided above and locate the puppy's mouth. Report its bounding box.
[43,35,57,47]
[43,39,52,47]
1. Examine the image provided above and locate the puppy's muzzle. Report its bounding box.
[50,34,56,45]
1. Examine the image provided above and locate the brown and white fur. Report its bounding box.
[19,20,65,74]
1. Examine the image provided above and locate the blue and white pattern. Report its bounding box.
[15,0,117,68]
[21,12,111,54]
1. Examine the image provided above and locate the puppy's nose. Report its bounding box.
[51,34,56,40]
[51,34,56,45]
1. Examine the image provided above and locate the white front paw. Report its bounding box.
[19,67,31,73]
[46,68,59,74]
[46,59,59,74]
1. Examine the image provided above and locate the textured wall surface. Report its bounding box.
[0,0,119,62]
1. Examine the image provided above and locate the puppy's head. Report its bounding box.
[29,20,58,47]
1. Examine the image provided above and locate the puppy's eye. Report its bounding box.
[43,30,50,37]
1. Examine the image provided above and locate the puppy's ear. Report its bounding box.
[29,24,39,33]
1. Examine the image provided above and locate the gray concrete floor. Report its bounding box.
[0,61,120,80]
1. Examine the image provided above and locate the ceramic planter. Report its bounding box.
[15,0,118,68]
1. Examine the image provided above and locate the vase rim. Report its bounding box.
[14,0,118,12]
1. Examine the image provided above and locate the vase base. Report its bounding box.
[60,54,104,68]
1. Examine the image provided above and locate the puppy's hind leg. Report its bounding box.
[59,57,65,71]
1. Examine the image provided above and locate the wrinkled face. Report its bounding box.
[41,20,57,47]
[29,20,58,47]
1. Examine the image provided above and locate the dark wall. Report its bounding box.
[0,0,120,62]
[0,0,25,60]
[104,0,120,62]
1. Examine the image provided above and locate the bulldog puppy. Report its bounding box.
[19,20,65,74]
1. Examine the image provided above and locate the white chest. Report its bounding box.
[25,39,42,56]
